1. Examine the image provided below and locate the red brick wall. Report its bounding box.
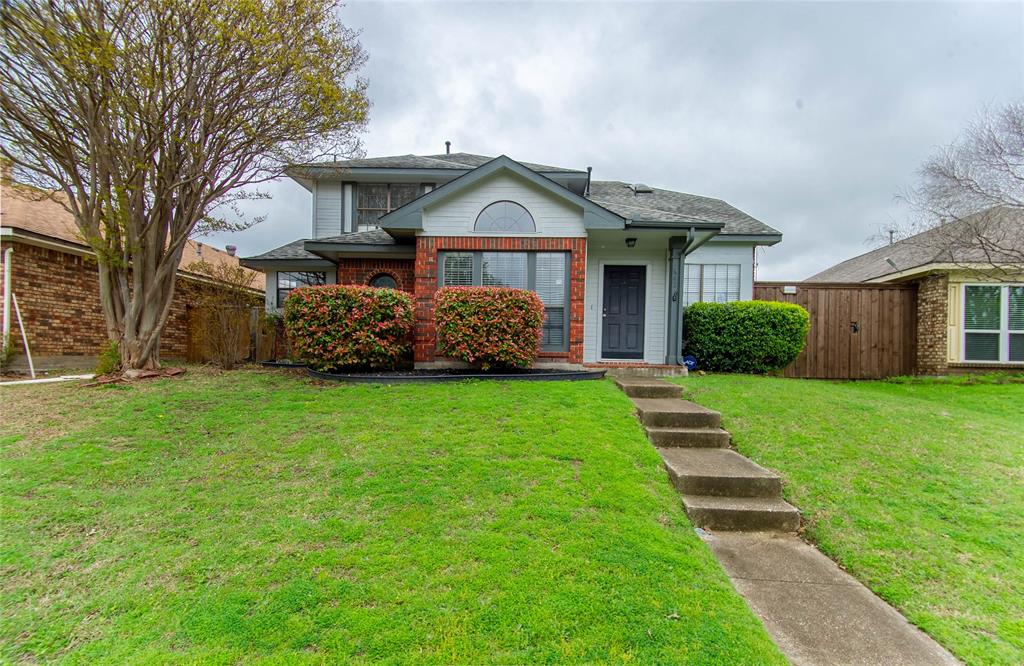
[335,257,415,293]
[1,240,193,360]
[413,236,586,364]
[916,273,949,375]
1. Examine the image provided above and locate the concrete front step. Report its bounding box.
[682,495,801,532]
[659,448,783,497]
[613,377,683,399]
[646,427,730,448]
[633,398,721,428]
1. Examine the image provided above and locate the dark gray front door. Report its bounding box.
[602,265,646,359]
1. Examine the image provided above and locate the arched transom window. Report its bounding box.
[368,273,398,290]
[474,200,536,233]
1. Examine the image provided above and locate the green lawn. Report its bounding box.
[0,370,784,664]
[673,373,1024,666]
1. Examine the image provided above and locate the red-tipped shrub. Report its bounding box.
[284,285,414,370]
[434,287,545,370]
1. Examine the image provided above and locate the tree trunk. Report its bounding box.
[97,251,181,372]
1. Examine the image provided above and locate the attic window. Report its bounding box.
[474,200,536,233]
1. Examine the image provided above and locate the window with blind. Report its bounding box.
[963,284,1024,363]
[482,252,527,288]
[276,271,326,307]
[682,264,741,306]
[356,183,419,229]
[439,251,569,351]
[535,253,567,348]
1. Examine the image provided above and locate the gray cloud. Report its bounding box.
[205,1,1023,280]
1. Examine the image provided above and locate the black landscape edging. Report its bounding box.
[306,367,606,384]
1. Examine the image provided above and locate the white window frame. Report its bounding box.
[683,263,742,306]
[960,283,1024,364]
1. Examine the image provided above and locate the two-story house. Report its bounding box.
[241,151,782,369]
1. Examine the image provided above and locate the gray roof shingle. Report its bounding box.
[587,181,780,236]
[807,207,1024,282]
[243,230,402,262]
[243,238,320,262]
[302,153,584,174]
[309,229,398,245]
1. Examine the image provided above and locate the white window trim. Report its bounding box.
[960,283,1024,364]
[684,263,743,307]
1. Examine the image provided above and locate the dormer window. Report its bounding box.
[356,183,419,230]
[474,200,536,233]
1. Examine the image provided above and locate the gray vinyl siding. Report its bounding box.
[422,172,585,237]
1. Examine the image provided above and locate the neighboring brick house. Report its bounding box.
[241,152,783,369]
[0,180,262,369]
[807,208,1023,374]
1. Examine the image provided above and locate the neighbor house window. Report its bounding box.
[440,251,569,351]
[277,271,326,307]
[683,264,741,306]
[962,284,1024,363]
[474,201,536,233]
[356,183,419,230]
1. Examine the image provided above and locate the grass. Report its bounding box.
[0,369,784,664]
[673,373,1024,666]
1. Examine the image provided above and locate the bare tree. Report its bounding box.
[887,101,1024,277]
[0,0,368,372]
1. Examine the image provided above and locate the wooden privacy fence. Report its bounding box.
[186,306,279,364]
[754,282,918,379]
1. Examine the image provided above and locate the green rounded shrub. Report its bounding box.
[283,285,413,371]
[435,287,545,370]
[684,301,809,373]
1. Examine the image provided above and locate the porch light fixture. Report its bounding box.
[625,238,637,248]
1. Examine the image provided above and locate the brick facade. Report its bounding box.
[1,240,195,363]
[915,273,949,375]
[335,257,415,293]
[412,236,587,365]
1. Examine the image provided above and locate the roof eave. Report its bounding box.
[625,220,725,231]
[239,257,336,270]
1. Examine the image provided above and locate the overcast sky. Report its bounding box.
[206,0,1023,280]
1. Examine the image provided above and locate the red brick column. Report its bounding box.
[412,236,586,365]
[915,274,949,375]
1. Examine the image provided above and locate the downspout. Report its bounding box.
[677,226,719,365]
[2,246,11,354]
[666,232,691,365]
[667,226,719,365]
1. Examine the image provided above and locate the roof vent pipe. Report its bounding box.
[445,140,451,155]
[585,166,592,196]
[226,245,237,257]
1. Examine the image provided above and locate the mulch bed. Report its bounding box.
[85,367,187,386]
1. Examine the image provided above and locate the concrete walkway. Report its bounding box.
[704,531,959,666]
[614,376,960,666]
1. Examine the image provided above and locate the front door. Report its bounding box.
[602,265,646,359]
